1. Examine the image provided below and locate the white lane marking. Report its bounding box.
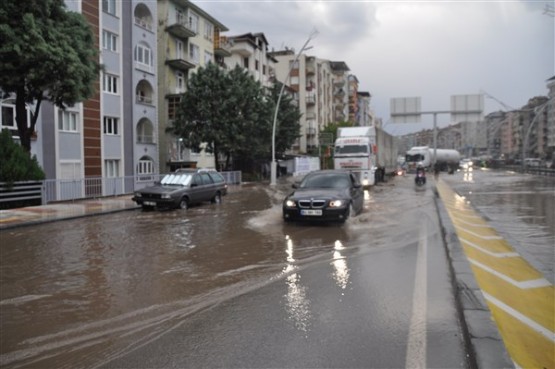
[0,294,52,306]
[460,238,519,258]
[469,259,552,289]
[482,291,555,342]
[405,224,428,369]
[454,225,503,240]
[451,217,492,228]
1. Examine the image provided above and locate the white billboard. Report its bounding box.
[390,97,421,123]
[450,94,484,122]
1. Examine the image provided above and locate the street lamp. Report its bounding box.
[271,28,318,186]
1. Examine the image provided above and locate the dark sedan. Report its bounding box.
[282,170,364,223]
[132,169,227,210]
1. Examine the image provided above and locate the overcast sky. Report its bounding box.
[196,0,554,135]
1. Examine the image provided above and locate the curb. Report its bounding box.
[433,183,514,369]
[0,204,141,231]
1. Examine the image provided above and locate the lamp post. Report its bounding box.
[271,29,318,186]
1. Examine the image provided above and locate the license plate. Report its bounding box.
[301,209,322,216]
[144,201,156,206]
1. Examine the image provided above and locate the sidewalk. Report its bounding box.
[0,195,140,230]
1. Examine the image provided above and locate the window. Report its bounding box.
[176,40,184,59]
[263,65,266,75]
[168,96,181,120]
[189,43,199,65]
[243,57,249,69]
[103,117,119,135]
[137,119,154,144]
[1,104,16,129]
[102,0,116,15]
[188,12,199,32]
[204,51,213,65]
[176,71,185,93]
[102,30,117,52]
[103,74,118,94]
[289,60,299,69]
[137,157,154,175]
[204,22,213,41]
[135,43,152,68]
[105,160,120,177]
[58,110,78,132]
[255,60,259,71]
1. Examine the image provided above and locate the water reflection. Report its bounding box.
[282,235,311,332]
[462,167,473,183]
[332,240,350,291]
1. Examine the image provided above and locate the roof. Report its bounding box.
[171,0,229,31]
[329,61,350,71]
[228,32,270,47]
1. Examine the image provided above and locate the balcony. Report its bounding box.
[135,17,153,31]
[231,43,254,57]
[166,20,196,39]
[166,58,195,71]
[306,95,316,105]
[214,37,232,57]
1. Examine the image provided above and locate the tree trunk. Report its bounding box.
[15,87,31,154]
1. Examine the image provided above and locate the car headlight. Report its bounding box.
[285,199,296,208]
[134,192,142,198]
[161,194,171,199]
[329,200,344,207]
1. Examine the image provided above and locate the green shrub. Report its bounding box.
[0,129,45,185]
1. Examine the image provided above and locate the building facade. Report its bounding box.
[157,0,228,172]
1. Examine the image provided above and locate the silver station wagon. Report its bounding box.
[132,169,227,210]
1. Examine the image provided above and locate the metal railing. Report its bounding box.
[0,181,43,208]
[41,171,242,204]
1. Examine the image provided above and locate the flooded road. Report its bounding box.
[3,168,550,368]
[443,167,555,283]
[2,176,461,368]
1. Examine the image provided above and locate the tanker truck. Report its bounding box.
[405,146,460,172]
[334,126,398,187]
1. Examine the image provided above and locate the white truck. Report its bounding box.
[333,126,398,187]
[405,146,460,172]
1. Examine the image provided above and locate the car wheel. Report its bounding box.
[178,198,189,210]
[211,192,222,204]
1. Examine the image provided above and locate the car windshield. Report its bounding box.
[160,173,192,186]
[300,174,351,189]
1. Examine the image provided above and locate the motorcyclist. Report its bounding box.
[415,163,426,185]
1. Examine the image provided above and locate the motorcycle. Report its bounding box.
[415,170,426,186]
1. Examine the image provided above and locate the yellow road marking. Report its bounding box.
[437,180,555,369]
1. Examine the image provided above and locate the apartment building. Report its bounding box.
[348,75,359,123]
[356,91,373,126]
[223,32,276,88]
[270,50,339,154]
[328,62,350,124]
[157,0,228,172]
[0,1,159,201]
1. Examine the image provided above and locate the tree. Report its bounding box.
[0,129,45,185]
[171,64,301,172]
[0,0,100,153]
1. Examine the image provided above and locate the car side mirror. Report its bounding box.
[292,183,299,189]
[353,183,362,188]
